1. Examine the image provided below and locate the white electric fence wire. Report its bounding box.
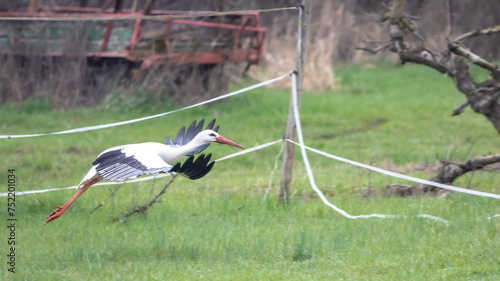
[0,7,298,22]
[215,139,283,162]
[0,175,169,196]
[289,71,449,222]
[0,139,283,197]
[264,140,286,200]
[0,73,290,139]
[415,214,449,223]
[488,214,500,220]
[286,139,500,200]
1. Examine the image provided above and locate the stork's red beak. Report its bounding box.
[215,136,244,149]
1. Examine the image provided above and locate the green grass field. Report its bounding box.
[1,63,499,280]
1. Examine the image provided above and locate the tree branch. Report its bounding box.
[452,100,469,116]
[355,44,391,54]
[453,25,500,43]
[119,174,178,222]
[388,154,500,197]
[401,49,453,75]
[448,43,500,74]
[444,153,500,178]
[90,185,123,215]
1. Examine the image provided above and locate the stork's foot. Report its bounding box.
[45,206,63,225]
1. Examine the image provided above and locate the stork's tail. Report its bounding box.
[44,167,101,225]
[78,166,99,188]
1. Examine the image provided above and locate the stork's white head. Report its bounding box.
[197,130,244,149]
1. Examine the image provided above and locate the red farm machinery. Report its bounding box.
[0,1,267,105]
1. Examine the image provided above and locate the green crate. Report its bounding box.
[0,37,11,47]
[47,26,67,39]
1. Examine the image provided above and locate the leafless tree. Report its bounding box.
[357,0,500,196]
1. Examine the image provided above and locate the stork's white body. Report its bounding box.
[103,140,207,165]
[79,141,199,186]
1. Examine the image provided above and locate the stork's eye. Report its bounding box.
[209,133,216,137]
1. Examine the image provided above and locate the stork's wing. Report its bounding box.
[165,119,220,156]
[93,145,172,181]
[171,154,214,180]
[92,145,215,182]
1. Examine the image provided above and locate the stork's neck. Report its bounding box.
[164,134,208,162]
[179,136,206,154]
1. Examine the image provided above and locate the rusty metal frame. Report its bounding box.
[0,6,267,68]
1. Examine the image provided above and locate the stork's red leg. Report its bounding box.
[44,176,101,225]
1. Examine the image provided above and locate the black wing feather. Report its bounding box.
[174,126,186,146]
[206,119,216,130]
[189,154,213,179]
[178,155,194,173]
[165,138,174,145]
[183,120,198,146]
[165,119,218,155]
[193,119,205,138]
[171,154,214,180]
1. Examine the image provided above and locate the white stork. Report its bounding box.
[45,119,244,225]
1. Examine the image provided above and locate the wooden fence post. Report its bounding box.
[279,0,310,202]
